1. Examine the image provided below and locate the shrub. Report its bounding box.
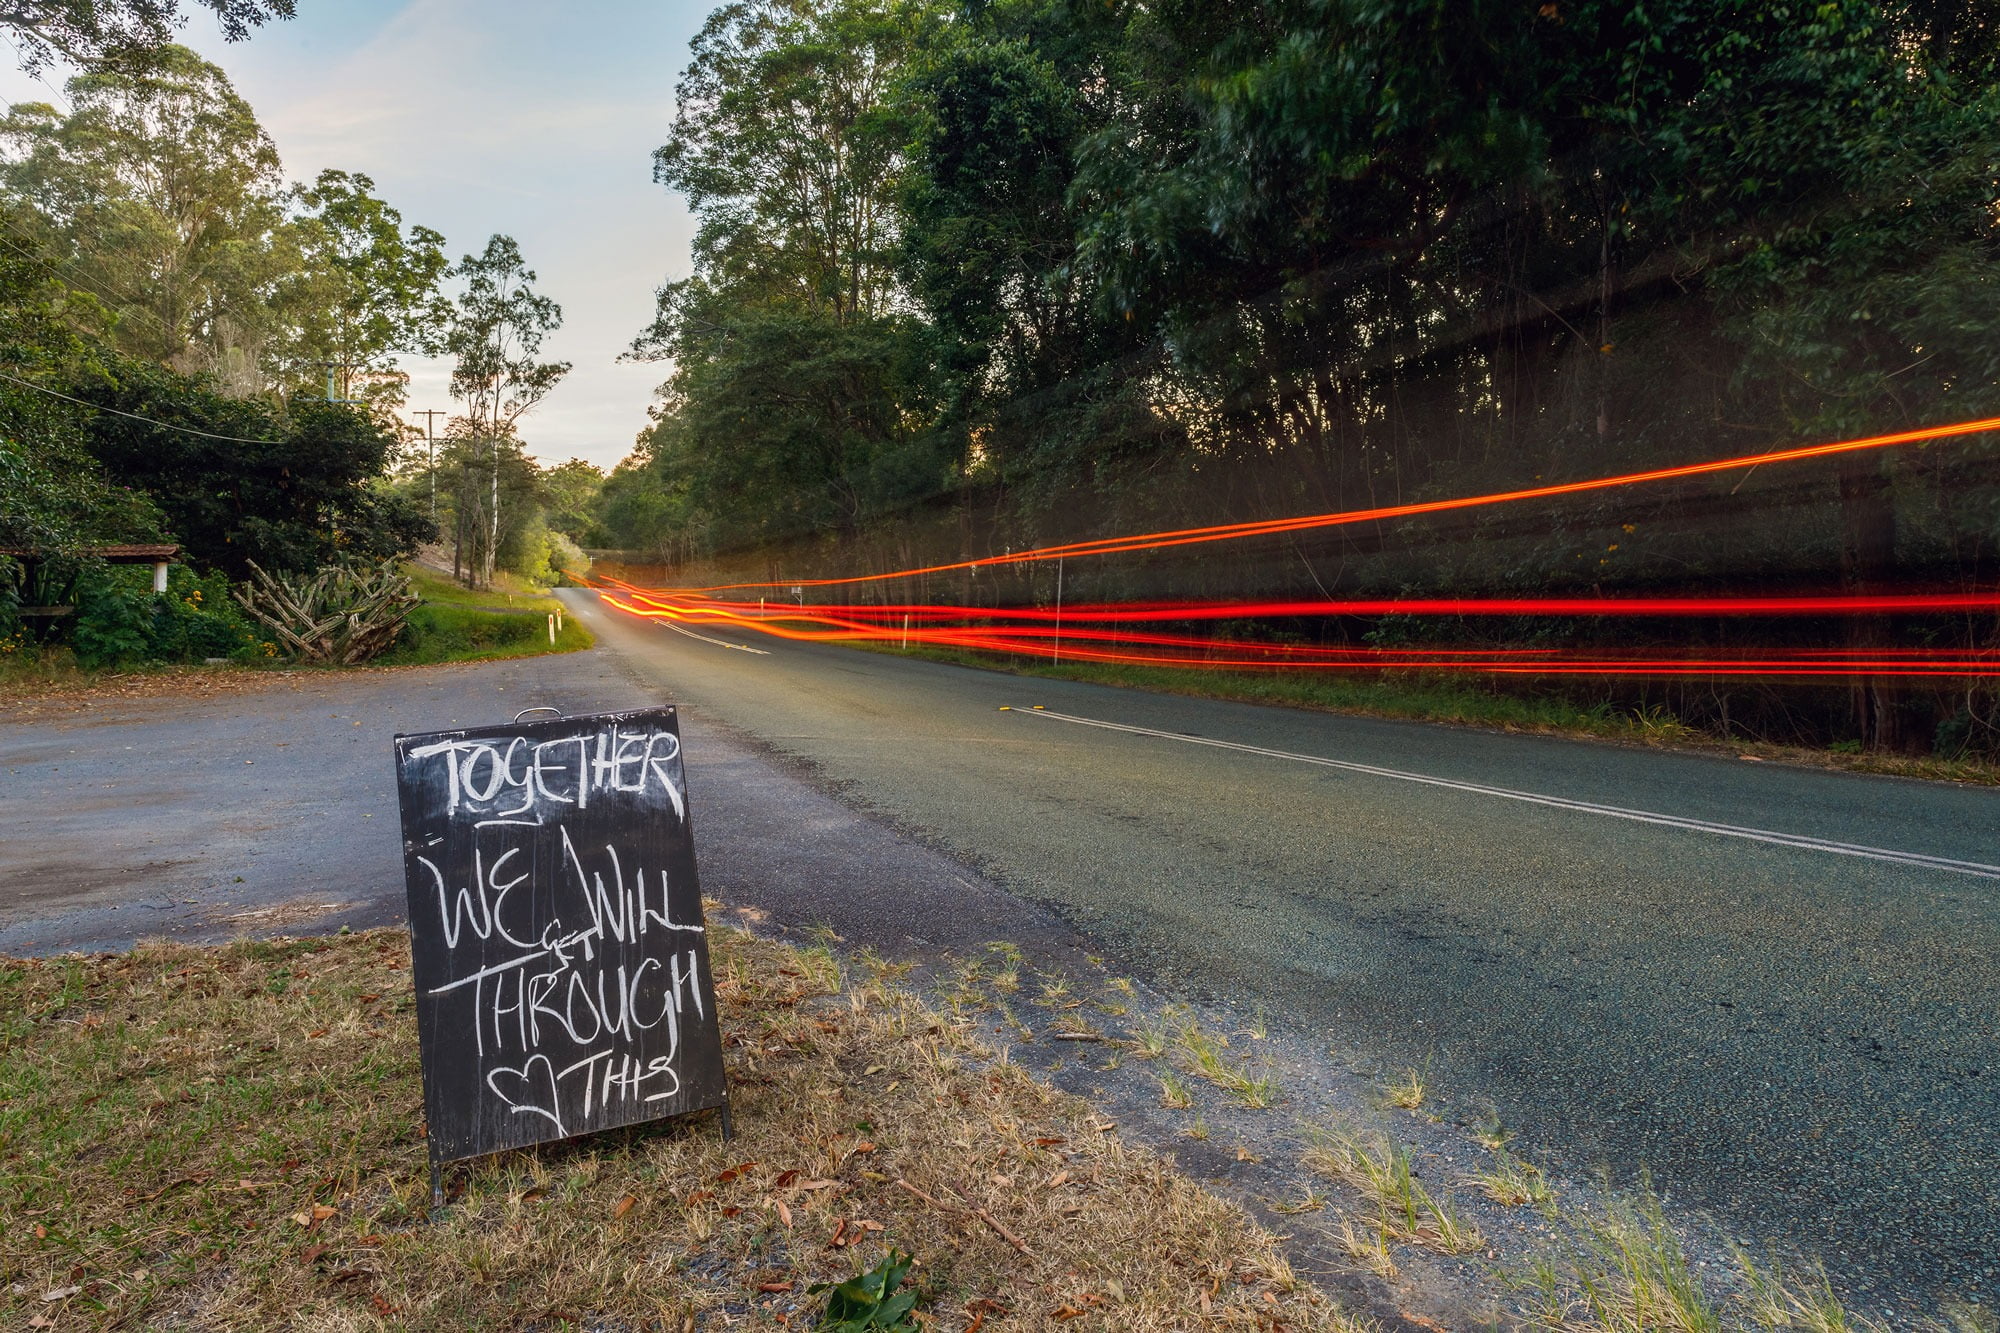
[69,565,266,668]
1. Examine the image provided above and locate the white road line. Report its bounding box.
[1007,705,2000,880]
[658,619,769,654]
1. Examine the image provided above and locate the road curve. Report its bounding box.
[563,587,2000,1303]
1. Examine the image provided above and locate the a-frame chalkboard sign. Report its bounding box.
[392,706,728,1183]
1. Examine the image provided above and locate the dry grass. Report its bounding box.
[1466,1151,1554,1210]
[1739,1256,1887,1333]
[1303,1127,1482,1256]
[1382,1068,1426,1111]
[1172,1018,1280,1109]
[0,927,1362,1331]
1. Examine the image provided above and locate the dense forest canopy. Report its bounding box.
[601,0,2000,751]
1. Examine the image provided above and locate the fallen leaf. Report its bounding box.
[1046,1170,1071,1189]
[301,1244,330,1264]
[772,1199,793,1228]
[612,1194,637,1220]
[770,1168,801,1189]
[41,1285,82,1302]
[758,1281,794,1294]
[852,1141,877,1154]
[716,1160,760,1184]
[795,1178,840,1191]
[306,1028,329,1039]
[1034,1137,1065,1147]
[312,1204,338,1220]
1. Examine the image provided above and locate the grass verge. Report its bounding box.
[0,926,1357,1331]
[375,566,592,667]
[873,644,2000,786]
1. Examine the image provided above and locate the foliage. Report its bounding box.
[69,563,262,668]
[0,45,451,405]
[0,46,285,386]
[809,1249,921,1331]
[71,359,432,577]
[1,0,295,75]
[608,0,2000,753]
[538,457,604,538]
[271,169,451,411]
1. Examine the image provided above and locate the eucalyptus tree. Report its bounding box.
[1,0,295,73]
[644,0,918,336]
[444,234,569,587]
[271,168,451,414]
[0,44,285,387]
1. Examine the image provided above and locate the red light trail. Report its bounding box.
[583,415,2000,681]
[591,586,2000,679]
[657,414,2000,593]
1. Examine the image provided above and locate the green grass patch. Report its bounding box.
[376,566,593,666]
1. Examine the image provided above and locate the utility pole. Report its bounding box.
[411,410,448,522]
[306,359,366,404]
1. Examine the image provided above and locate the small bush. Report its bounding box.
[70,566,263,668]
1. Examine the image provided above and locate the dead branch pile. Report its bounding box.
[232,559,419,665]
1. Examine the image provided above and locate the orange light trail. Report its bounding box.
[656,415,2000,593]
[592,586,2000,679]
[583,415,2000,681]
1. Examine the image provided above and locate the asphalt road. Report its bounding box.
[563,588,2000,1303]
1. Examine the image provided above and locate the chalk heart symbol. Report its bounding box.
[487,1055,566,1138]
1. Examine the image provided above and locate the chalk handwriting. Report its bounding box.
[397,709,723,1161]
[404,724,685,819]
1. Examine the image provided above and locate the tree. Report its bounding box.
[634,0,920,358]
[2,0,295,74]
[443,234,569,586]
[538,457,604,538]
[0,45,286,388]
[271,169,450,415]
[70,359,430,577]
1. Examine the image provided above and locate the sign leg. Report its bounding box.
[430,1160,444,1210]
[719,1102,735,1143]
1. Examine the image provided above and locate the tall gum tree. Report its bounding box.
[0,44,285,388]
[444,233,568,588]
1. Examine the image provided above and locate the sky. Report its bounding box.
[2,0,714,470]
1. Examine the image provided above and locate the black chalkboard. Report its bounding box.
[392,706,728,1168]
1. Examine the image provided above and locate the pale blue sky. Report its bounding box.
[3,0,714,468]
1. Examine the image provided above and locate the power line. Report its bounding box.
[0,367,286,444]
